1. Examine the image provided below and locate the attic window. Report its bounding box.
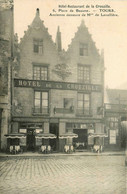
[33,39,43,54]
[79,43,88,56]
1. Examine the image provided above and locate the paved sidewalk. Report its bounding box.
[0,151,125,158]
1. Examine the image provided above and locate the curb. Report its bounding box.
[0,152,125,158]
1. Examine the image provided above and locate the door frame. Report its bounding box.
[27,128,35,151]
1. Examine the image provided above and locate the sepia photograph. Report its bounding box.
[0,0,127,193]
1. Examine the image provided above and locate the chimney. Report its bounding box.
[55,26,62,52]
[36,8,40,17]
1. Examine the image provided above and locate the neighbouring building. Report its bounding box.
[104,88,127,150]
[8,8,105,152]
[0,0,14,151]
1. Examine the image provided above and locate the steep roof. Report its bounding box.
[19,8,57,50]
[67,20,100,56]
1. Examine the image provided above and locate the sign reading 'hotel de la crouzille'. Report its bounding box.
[14,79,102,92]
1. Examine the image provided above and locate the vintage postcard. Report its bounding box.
[0,0,127,193]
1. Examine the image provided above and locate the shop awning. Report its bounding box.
[88,133,108,138]
[35,133,56,139]
[59,132,78,139]
[4,133,26,139]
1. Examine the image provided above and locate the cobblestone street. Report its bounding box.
[0,155,126,194]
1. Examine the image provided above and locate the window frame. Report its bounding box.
[79,43,88,56]
[33,63,49,81]
[78,64,91,83]
[77,93,91,115]
[33,39,43,54]
[34,90,49,114]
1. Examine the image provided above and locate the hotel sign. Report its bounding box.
[14,79,102,92]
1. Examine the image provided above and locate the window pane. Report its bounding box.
[34,67,40,80]
[35,92,40,99]
[41,67,48,80]
[33,39,43,54]
[42,100,48,107]
[34,66,48,80]
[34,45,38,53]
[78,101,83,108]
[39,46,43,54]
[35,99,40,107]
[34,91,49,114]
[79,43,88,56]
[79,48,84,56]
[78,93,83,100]
[77,93,90,115]
[34,92,41,113]
[84,102,89,108]
[78,65,90,83]
[42,92,48,99]
[42,92,48,113]
[84,94,89,100]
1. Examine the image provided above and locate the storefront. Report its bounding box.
[6,120,105,152]
[66,122,96,150]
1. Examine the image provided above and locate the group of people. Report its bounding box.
[64,145,74,153]
[9,145,23,154]
[40,145,51,154]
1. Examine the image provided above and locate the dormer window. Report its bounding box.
[79,43,88,56]
[33,39,43,54]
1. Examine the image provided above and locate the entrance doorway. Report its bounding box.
[27,128,35,151]
[49,123,59,151]
[73,129,88,149]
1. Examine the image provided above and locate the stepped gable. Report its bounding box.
[19,8,57,51]
[67,20,100,57]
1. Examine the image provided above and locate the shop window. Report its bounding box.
[79,43,88,56]
[78,65,90,83]
[77,93,90,115]
[33,65,48,80]
[34,91,49,114]
[33,39,43,54]
[64,98,73,109]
